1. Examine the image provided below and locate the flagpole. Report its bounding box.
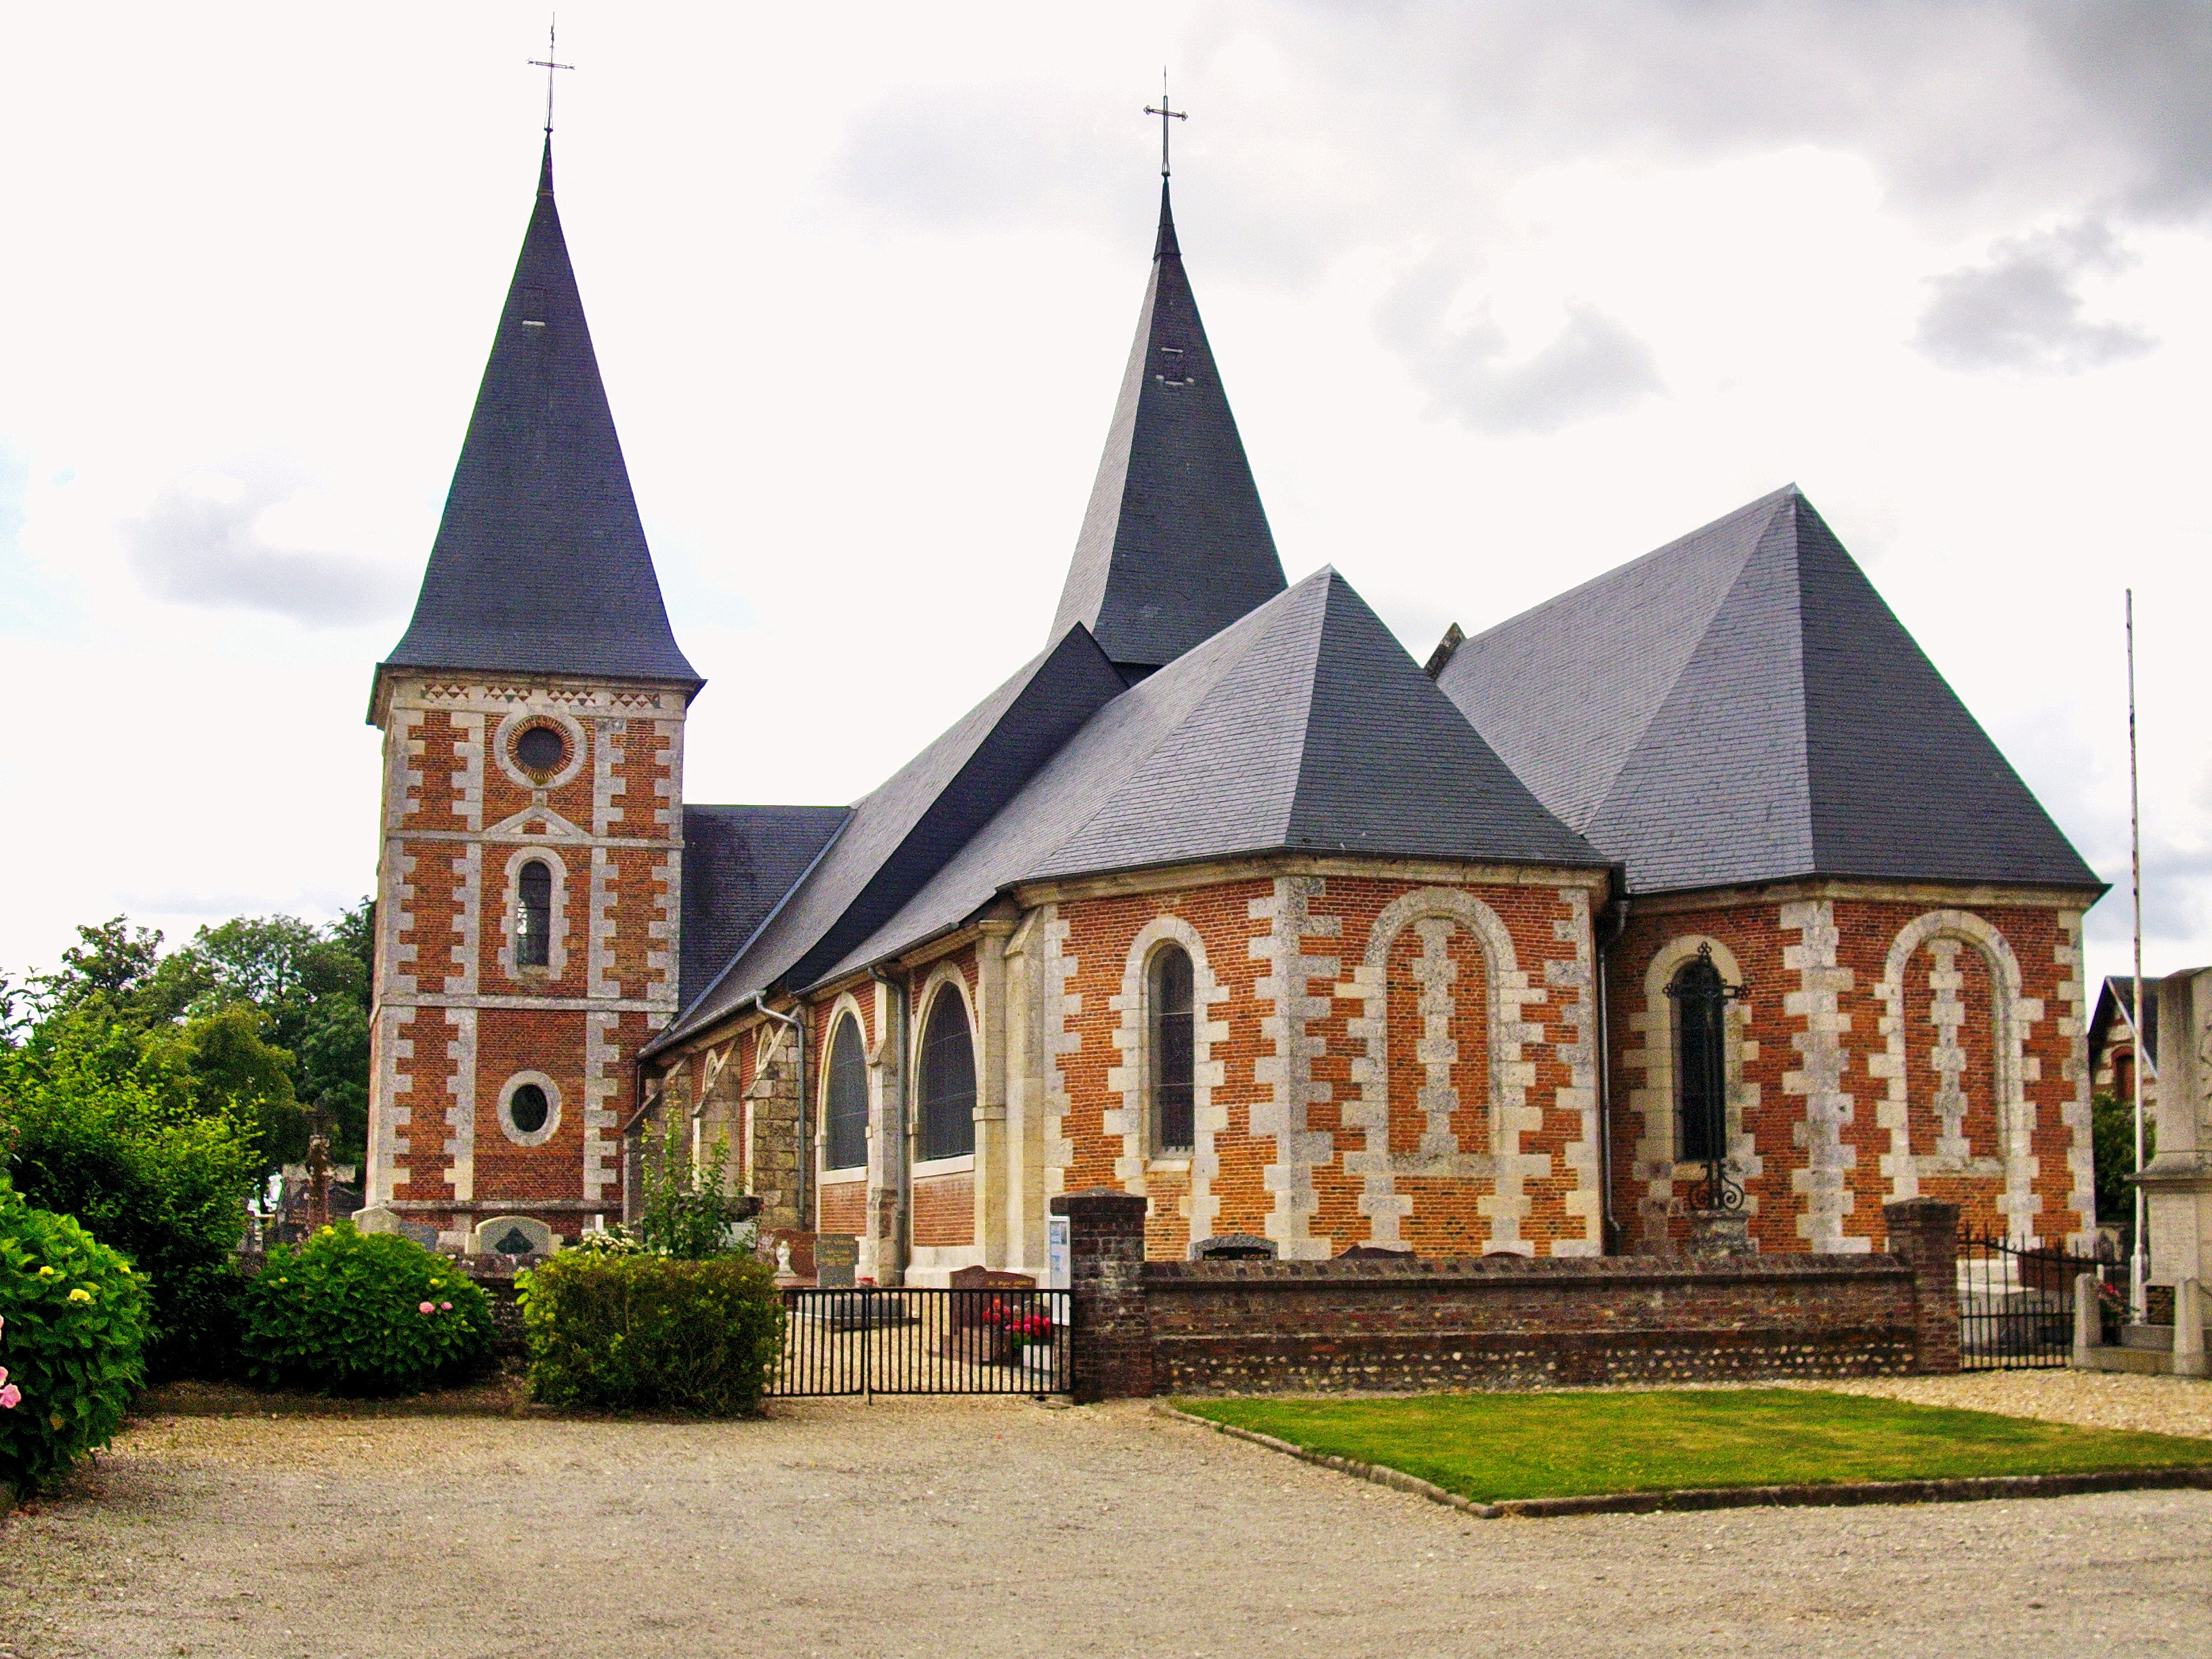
[2129,588,2148,1322]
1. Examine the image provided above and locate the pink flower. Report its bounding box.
[0,1366,8,1389]
[0,1385,19,1410]
[418,1301,435,1314]
[439,1301,452,1311]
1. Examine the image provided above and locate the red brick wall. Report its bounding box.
[817,1175,867,1237]
[913,1170,974,1247]
[1607,893,2087,1254]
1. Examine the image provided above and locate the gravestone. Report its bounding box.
[470,1214,554,1256]
[815,1233,859,1289]
[352,1206,439,1248]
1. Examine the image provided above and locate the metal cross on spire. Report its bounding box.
[1145,70,1187,178]
[529,17,574,137]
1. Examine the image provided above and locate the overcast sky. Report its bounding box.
[3,2,2208,999]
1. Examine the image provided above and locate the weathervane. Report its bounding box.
[1145,69,1187,178]
[529,17,574,136]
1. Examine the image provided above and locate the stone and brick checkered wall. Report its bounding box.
[1054,1191,1961,1400]
[368,676,688,1246]
[1607,889,2092,1256]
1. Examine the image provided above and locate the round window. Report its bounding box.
[514,724,567,776]
[508,1083,550,1135]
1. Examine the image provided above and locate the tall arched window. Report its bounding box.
[823,1014,869,1172]
[917,985,977,1162]
[1150,945,1195,1153]
[516,859,552,968]
[1670,950,1726,1162]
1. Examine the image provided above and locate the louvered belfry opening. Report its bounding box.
[823,1013,869,1172]
[1151,945,1195,1153]
[918,987,977,1162]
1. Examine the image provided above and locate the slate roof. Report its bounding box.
[818,567,1607,983]
[1048,182,1287,680]
[677,805,850,1010]
[651,626,1129,1049]
[1434,486,2102,897]
[377,140,698,705]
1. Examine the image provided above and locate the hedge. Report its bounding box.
[518,1253,783,1416]
[239,1225,493,1396]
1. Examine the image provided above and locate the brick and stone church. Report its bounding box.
[364,139,2105,1281]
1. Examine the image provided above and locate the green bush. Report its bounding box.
[0,1181,151,1495]
[1,1035,259,1380]
[239,1226,493,1396]
[518,1252,783,1416]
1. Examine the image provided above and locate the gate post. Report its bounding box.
[1884,1198,1961,1374]
[1052,1189,1151,1402]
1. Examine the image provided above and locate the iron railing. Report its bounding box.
[771,1286,1070,1397]
[1957,1232,2109,1370]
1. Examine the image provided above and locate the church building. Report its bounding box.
[363,136,2105,1279]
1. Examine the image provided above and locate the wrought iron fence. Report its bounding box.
[1956,1232,2109,1370]
[771,1286,1070,1397]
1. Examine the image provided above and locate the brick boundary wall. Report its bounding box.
[1052,1191,1960,1401]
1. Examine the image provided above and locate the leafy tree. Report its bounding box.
[2092,1089,2155,1252]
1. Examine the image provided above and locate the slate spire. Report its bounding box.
[1048,181,1286,683]
[377,138,698,706]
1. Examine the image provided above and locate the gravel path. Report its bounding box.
[1,1378,2208,1659]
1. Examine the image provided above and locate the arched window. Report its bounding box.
[1670,950,1726,1162]
[1150,945,1195,1153]
[516,860,552,968]
[823,1013,869,1172]
[917,985,977,1162]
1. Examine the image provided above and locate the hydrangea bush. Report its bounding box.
[239,1225,493,1396]
[0,1181,150,1494]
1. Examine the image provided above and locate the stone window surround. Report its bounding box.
[491,708,588,792]
[497,1069,564,1148]
[1631,934,1762,1243]
[1107,917,1227,1235]
[497,844,571,984]
[1873,908,2036,1237]
[815,990,873,1177]
[912,960,979,1164]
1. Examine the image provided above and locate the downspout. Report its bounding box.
[1594,878,1631,1256]
[752,993,807,1229]
[872,964,912,1285]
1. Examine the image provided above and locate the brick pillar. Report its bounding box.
[1884,1198,1961,1375]
[1053,1189,1152,1402]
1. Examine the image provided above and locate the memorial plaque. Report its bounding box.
[815,1233,859,1289]
[352,1207,440,1248]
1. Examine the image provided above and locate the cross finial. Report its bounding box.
[528,17,574,137]
[1145,69,1187,179]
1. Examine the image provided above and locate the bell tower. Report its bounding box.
[364,138,701,1247]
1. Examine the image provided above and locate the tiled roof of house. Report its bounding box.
[377,140,697,702]
[1434,486,2102,897]
[1047,183,1286,682]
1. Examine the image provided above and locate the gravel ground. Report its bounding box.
[1,1375,2209,1659]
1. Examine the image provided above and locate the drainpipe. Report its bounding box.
[751,993,807,1230]
[872,964,912,1286]
[1594,880,1632,1256]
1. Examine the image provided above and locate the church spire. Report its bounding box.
[1048,158,1286,682]
[376,136,697,706]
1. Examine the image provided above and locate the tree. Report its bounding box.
[2092,1090,2155,1253]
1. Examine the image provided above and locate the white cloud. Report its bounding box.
[1915,218,2154,373]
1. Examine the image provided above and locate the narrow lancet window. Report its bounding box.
[1671,951,1726,1163]
[517,860,552,969]
[824,1015,869,1172]
[1151,945,1195,1153]
[917,987,977,1162]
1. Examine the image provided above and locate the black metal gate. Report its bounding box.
[1957,1233,2108,1370]
[771,1286,1070,1397]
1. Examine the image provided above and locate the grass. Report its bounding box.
[1176,1389,2212,1503]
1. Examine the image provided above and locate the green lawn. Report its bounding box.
[1177,1389,2212,1503]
